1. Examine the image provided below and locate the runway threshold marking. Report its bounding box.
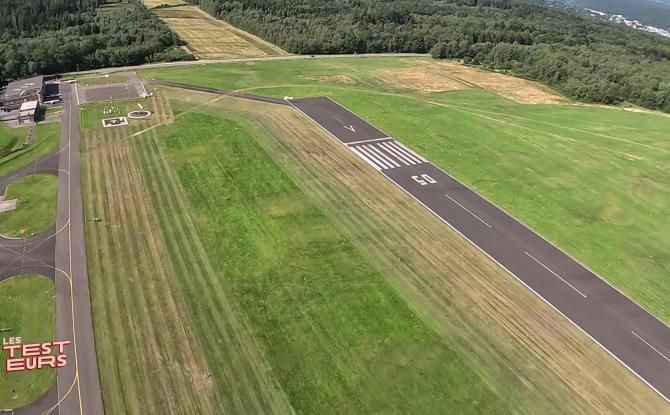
[346,137,391,146]
[349,146,382,171]
[524,251,588,298]
[444,193,492,228]
[632,331,670,363]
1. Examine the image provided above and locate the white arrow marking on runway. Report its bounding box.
[343,124,356,132]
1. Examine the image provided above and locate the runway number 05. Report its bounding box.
[411,174,437,186]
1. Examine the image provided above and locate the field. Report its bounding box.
[80,80,668,414]
[0,174,58,237]
[143,1,287,59]
[77,74,127,87]
[0,123,60,178]
[0,275,56,410]
[140,57,670,327]
[80,99,157,131]
[0,125,28,157]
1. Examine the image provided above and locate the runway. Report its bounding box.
[287,96,670,403]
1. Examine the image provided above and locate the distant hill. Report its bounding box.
[547,0,670,29]
[189,0,670,113]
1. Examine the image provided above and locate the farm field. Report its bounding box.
[0,123,60,178]
[143,0,286,59]
[80,81,667,414]
[141,57,670,326]
[0,174,57,237]
[0,275,56,409]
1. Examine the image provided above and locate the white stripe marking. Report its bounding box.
[357,145,392,169]
[349,146,382,171]
[444,193,492,228]
[387,141,424,164]
[390,141,427,162]
[364,144,401,168]
[346,137,392,146]
[524,251,588,298]
[632,331,670,363]
[379,141,414,165]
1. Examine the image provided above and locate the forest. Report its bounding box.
[0,0,192,85]
[188,0,670,112]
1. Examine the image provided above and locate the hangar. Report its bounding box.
[1,75,45,111]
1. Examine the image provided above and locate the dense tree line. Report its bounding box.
[0,0,193,85]
[187,0,670,112]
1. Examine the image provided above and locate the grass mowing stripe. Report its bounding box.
[96,131,148,413]
[151,110,510,413]
[106,134,178,411]
[134,129,293,413]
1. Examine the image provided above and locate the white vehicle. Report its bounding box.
[44,99,62,105]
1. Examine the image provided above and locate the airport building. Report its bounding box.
[18,101,38,125]
[1,75,45,110]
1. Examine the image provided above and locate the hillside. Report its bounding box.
[187,0,670,113]
[0,0,192,85]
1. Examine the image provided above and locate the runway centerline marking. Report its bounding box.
[524,251,588,298]
[632,331,670,364]
[444,193,492,228]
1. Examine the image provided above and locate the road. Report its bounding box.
[61,53,428,76]
[51,83,104,415]
[287,96,670,404]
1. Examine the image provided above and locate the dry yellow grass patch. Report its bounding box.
[162,87,669,414]
[377,66,468,92]
[147,3,287,59]
[303,75,358,85]
[436,61,565,103]
[142,0,185,7]
[377,60,565,104]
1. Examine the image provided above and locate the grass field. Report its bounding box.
[0,174,58,237]
[0,275,56,410]
[80,99,156,131]
[141,57,670,327]
[77,75,127,87]
[143,1,287,59]
[81,82,668,414]
[0,125,28,157]
[0,123,60,178]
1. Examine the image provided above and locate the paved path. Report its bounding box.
[287,96,670,404]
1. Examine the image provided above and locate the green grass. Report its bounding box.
[135,112,504,413]
[80,99,149,130]
[0,275,56,410]
[0,174,58,237]
[142,57,670,324]
[0,125,28,157]
[45,107,63,117]
[0,123,60,178]
[78,75,127,87]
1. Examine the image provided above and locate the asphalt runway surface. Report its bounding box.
[52,83,105,415]
[78,78,146,104]
[288,96,670,404]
